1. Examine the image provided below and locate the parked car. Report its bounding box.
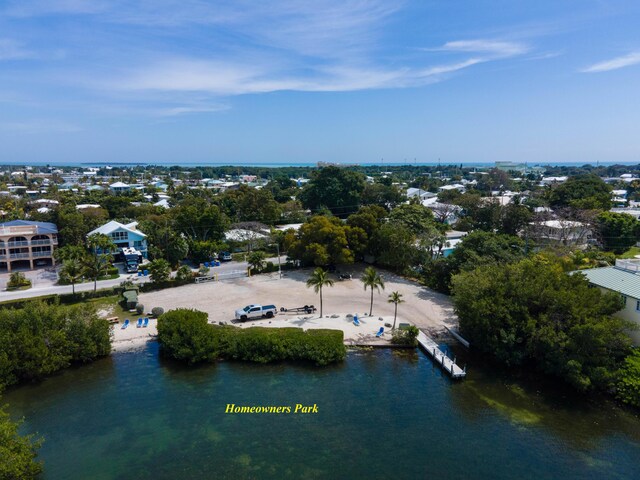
[235,304,277,321]
[220,251,232,262]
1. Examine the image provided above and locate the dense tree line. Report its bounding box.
[452,257,633,392]
[0,301,111,390]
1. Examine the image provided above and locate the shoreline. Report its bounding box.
[109,312,428,352]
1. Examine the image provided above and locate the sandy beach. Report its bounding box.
[110,265,458,351]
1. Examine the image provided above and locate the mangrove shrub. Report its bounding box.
[0,301,111,390]
[157,309,346,366]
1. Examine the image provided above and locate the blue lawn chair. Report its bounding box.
[121,319,130,329]
[136,318,143,328]
[376,327,384,338]
[137,271,142,277]
[353,315,360,326]
[143,269,148,276]
[143,317,149,328]
[204,262,209,267]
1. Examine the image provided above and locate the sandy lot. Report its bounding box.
[112,265,458,351]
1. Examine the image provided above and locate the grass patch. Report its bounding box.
[86,295,130,322]
[617,246,640,259]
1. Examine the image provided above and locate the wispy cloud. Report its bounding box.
[155,104,230,117]
[0,38,33,60]
[103,55,492,96]
[581,52,640,73]
[0,2,535,117]
[2,0,109,17]
[429,39,529,58]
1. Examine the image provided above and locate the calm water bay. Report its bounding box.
[4,343,640,480]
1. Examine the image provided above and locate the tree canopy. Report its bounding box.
[452,257,632,391]
[596,211,640,254]
[298,166,366,216]
[285,215,355,266]
[548,174,612,210]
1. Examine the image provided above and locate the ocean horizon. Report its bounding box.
[2,160,640,169]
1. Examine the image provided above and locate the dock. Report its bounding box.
[417,331,466,379]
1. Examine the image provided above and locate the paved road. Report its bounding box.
[0,259,262,302]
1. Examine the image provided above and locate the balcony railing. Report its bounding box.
[31,239,51,246]
[9,253,30,259]
[7,241,29,247]
[32,251,53,258]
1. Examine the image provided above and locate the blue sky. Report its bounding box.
[0,0,639,165]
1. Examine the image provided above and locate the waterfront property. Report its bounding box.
[88,220,148,258]
[0,219,58,271]
[577,259,640,344]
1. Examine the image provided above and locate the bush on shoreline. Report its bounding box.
[616,348,640,408]
[391,326,419,346]
[0,406,43,479]
[157,308,346,366]
[0,301,112,390]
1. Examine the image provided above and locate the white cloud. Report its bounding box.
[106,55,489,97]
[581,52,640,73]
[431,39,528,57]
[155,104,230,117]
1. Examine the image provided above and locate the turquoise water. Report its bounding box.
[4,343,640,480]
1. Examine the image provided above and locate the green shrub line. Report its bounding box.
[157,308,347,366]
[0,301,112,392]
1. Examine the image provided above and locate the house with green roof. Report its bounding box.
[577,260,640,345]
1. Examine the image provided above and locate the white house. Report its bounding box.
[438,184,465,193]
[88,220,148,258]
[577,260,640,345]
[109,182,131,193]
[529,220,593,248]
[541,176,568,185]
[406,188,437,201]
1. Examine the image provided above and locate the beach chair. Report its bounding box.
[136,318,143,328]
[143,317,149,328]
[376,327,384,338]
[353,315,360,326]
[121,319,130,329]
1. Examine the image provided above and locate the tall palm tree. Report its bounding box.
[388,291,404,330]
[86,233,115,292]
[361,266,385,316]
[59,259,84,295]
[306,268,334,317]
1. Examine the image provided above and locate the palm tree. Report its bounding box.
[388,291,404,330]
[306,268,334,317]
[59,259,84,295]
[86,233,115,292]
[361,266,385,316]
[248,251,267,273]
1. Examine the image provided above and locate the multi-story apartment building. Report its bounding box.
[0,220,58,272]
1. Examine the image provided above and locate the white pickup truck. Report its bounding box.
[235,304,277,321]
